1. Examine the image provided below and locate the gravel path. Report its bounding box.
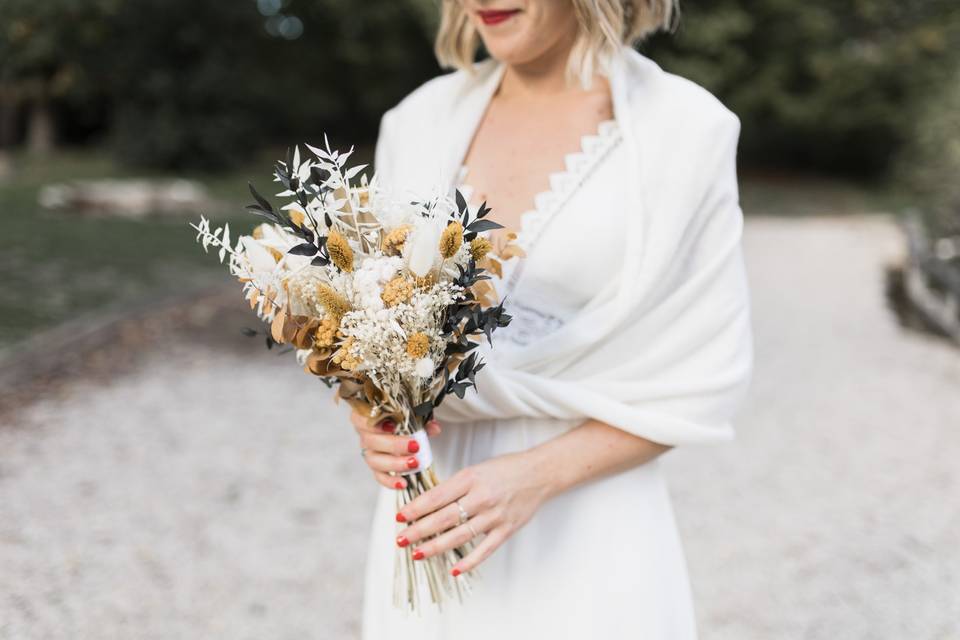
[2,214,958,639]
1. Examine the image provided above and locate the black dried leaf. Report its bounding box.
[413,401,434,418]
[248,183,274,214]
[288,242,318,256]
[311,165,329,184]
[455,189,468,216]
[466,219,504,233]
[311,255,330,267]
[245,205,278,223]
[265,336,276,350]
[456,352,477,382]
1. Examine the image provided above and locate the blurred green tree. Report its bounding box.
[0,0,120,154]
[897,66,960,236]
[644,0,960,175]
[98,0,438,170]
[2,0,958,177]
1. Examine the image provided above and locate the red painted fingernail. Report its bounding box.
[405,456,419,469]
[407,439,420,453]
[396,535,410,548]
[381,420,396,433]
[412,549,425,560]
[393,480,405,490]
[451,568,461,577]
[395,512,407,523]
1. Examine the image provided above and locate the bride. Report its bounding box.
[350,1,754,637]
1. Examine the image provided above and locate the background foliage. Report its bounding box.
[0,0,958,204]
[0,0,439,169]
[1,0,957,345]
[645,0,960,176]
[895,68,960,237]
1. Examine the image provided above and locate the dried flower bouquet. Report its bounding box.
[191,140,517,610]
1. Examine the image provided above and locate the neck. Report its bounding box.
[497,29,579,99]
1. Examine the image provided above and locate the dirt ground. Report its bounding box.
[2,214,958,640]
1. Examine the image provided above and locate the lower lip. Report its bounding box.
[478,9,520,26]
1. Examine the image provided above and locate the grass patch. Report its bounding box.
[0,149,278,348]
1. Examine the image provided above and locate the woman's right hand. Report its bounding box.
[350,410,442,490]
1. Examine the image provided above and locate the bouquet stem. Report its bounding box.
[393,414,474,611]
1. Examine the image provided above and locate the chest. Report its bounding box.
[460,94,614,247]
[457,122,629,349]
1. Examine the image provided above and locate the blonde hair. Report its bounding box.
[435,0,678,88]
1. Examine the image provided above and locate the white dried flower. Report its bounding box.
[406,215,445,277]
[414,357,434,378]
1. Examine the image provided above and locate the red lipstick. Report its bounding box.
[477,9,521,26]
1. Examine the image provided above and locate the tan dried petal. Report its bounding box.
[289,209,306,228]
[357,188,370,208]
[270,308,288,344]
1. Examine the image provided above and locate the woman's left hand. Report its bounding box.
[395,449,553,576]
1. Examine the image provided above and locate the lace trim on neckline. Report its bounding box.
[513,118,621,252]
[456,117,623,295]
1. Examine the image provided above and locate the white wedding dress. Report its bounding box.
[361,118,699,639]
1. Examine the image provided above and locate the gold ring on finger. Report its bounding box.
[455,499,469,524]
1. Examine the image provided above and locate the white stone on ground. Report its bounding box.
[1,214,958,639]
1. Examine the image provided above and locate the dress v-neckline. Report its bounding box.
[455,118,623,298]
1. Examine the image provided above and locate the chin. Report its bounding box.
[485,41,538,66]
[478,29,544,66]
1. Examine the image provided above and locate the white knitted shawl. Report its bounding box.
[373,47,754,446]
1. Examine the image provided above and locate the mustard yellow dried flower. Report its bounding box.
[406,332,430,359]
[326,229,354,272]
[316,283,351,319]
[439,221,464,259]
[313,316,339,348]
[332,336,361,370]
[382,225,411,255]
[381,275,414,307]
[469,236,492,262]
